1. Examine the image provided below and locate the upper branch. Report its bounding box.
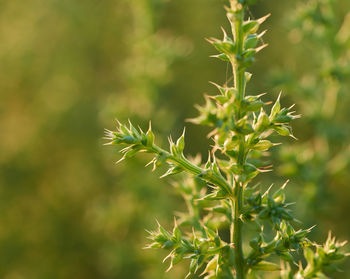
[104,121,232,196]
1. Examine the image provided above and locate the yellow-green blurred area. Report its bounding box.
[1,0,350,278]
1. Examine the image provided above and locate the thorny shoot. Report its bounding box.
[106,0,348,278]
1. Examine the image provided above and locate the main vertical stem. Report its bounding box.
[230,1,246,278]
[231,185,245,279]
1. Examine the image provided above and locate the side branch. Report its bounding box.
[105,121,232,196]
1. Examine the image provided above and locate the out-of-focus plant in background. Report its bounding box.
[269,0,350,245]
[0,0,350,278]
[0,0,188,278]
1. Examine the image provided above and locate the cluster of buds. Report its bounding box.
[146,219,228,278]
[242,182,296,227]
[281,232,349,278]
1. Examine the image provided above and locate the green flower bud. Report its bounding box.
[253,140,273,151]
[255,110,270,132]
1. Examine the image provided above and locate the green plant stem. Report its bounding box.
[231,1,245,119]
[150,145,231,194]
[231,184,245,279]
[229,2,246,278]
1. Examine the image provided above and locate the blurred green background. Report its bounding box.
[0,0,350,278]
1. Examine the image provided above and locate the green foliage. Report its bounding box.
[1,0,349,278]
[281,232,349,279]
[107,1,348,278]
[271,0,350,218]
[0,0,186,278]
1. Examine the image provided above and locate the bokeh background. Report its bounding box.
[1,0,350,278]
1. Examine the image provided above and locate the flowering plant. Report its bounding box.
[106,1,348,278]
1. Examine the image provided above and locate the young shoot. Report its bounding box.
[106,1,348,278]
